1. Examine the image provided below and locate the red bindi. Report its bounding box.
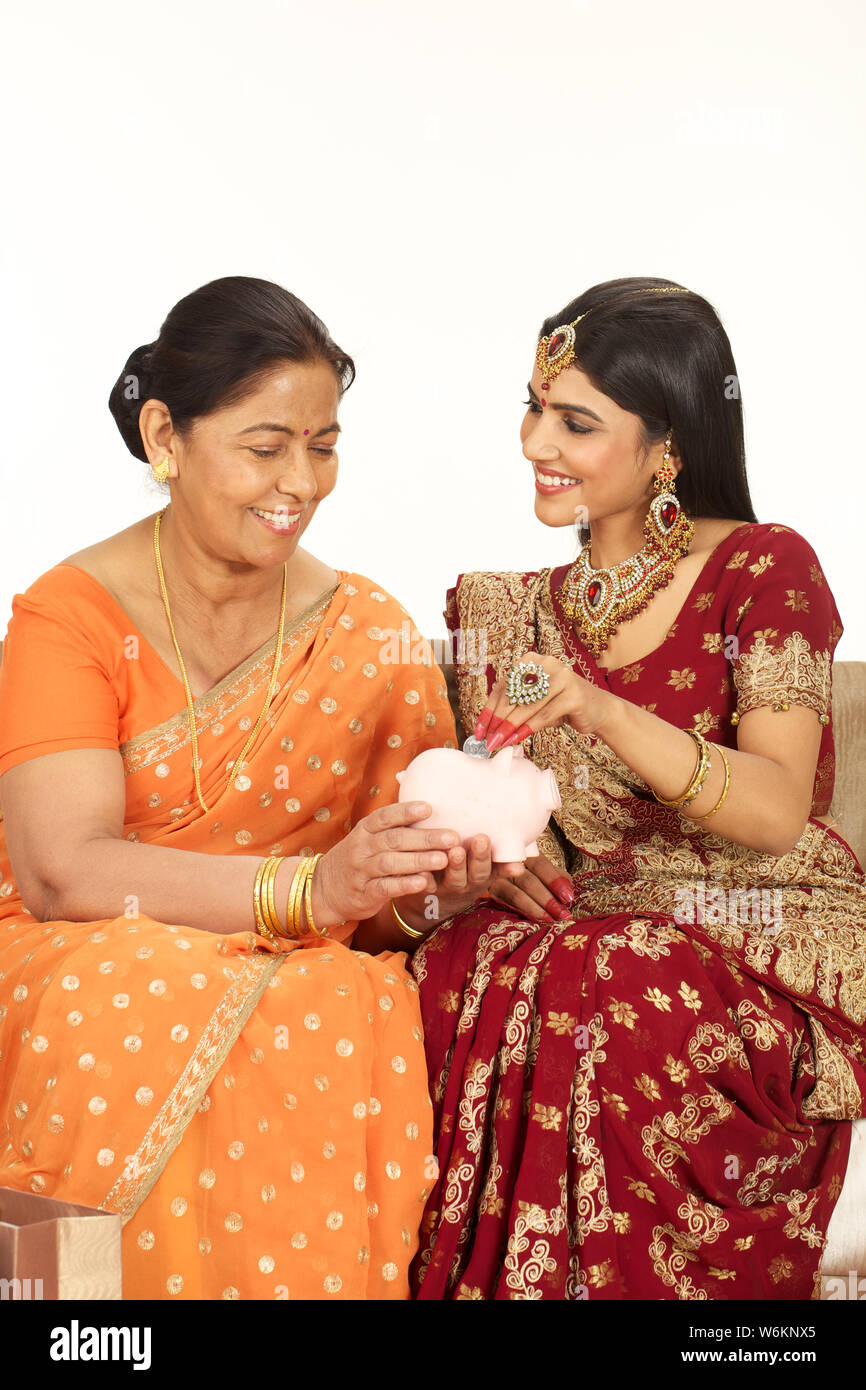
[304,429,310,436]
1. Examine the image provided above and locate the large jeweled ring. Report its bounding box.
[505,660,551,706]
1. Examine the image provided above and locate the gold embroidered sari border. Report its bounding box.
[99,949,285,1224]
[119,583,340,763]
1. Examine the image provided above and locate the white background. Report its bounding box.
[1,0,863,655]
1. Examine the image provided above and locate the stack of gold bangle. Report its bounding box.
[286,853,327,939]
[651,728,732,820]
[692,743,731,820]
[253,855,286,941]
[252,853,328,942]
[652,728,711,808]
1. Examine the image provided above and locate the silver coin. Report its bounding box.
[462,735,491,759]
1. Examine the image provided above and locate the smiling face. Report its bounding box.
[141,360,341,566]
[522,360,676,532]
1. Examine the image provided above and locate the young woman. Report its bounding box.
[0,275,506,1299]
[409,276,866,1300]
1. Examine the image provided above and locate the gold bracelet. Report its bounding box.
[287,856,321,939]
[691,743,731,820]
[262,855,285,936]
[300,854,327,938]
[286,860,308,939]
[390,899,425,941]
[652,728,711,808]
[253,859,277,941]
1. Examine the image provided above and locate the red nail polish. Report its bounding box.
[502,723,533,747]
[544,896,571,922]
[473,718,487,740]
[550,876,575,905]
[486,730,505,752]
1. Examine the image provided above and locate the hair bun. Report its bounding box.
[108,340,158,462]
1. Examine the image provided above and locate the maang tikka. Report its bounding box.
[535,314,587,391]
[536,286,694,390]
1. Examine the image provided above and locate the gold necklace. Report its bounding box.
[561,480,694,657]
[152,507,288,814]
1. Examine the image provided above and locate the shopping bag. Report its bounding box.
[0,1186,121,1299]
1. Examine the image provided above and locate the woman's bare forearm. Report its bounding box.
[43,837,305,935]
[594,694,817,856]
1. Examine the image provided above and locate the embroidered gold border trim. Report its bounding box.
[99,950,285,1223]
[732,632,832,718]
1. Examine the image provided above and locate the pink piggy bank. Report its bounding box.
[395,744,562,862]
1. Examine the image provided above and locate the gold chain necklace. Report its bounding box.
[152,507,288,814]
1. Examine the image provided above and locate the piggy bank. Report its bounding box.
[395,744,562,862]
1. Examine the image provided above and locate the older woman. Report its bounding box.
[0,275,502,1300]
[411,277,866,1300]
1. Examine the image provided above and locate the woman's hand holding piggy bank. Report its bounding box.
[393,743,568,934]
[396,744,561,863]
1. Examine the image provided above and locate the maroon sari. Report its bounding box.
[410,522,866,1300]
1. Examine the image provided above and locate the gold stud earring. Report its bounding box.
[152,456,171,483]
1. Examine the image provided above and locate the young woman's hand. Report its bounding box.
[472,651,614,749]
[487,853,575,924]
[390,833,524,934]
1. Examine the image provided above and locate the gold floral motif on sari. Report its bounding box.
[569,1012,614,1243]
[649,1196,731,1299]
[502,1198,566,1299]
[800,1015,864,1121]
[687,1020,750,1074]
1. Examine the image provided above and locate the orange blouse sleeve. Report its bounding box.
[0,572,120,778]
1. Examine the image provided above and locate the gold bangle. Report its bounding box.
[303,853,327,937]
[652,729,711,808]
[262,855,285,936]
[286,860,307,939]
[691,743,731,820]
[287,857,321,938]
[292,855,325,938]
[390,899,425,941]
[681,733,711,807]
[253,859,277,941]
[296,859,313,936]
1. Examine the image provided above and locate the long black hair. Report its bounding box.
[539,276,757,526]
[108,275,355,463]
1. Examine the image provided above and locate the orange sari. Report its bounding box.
[0,562,457,1299]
